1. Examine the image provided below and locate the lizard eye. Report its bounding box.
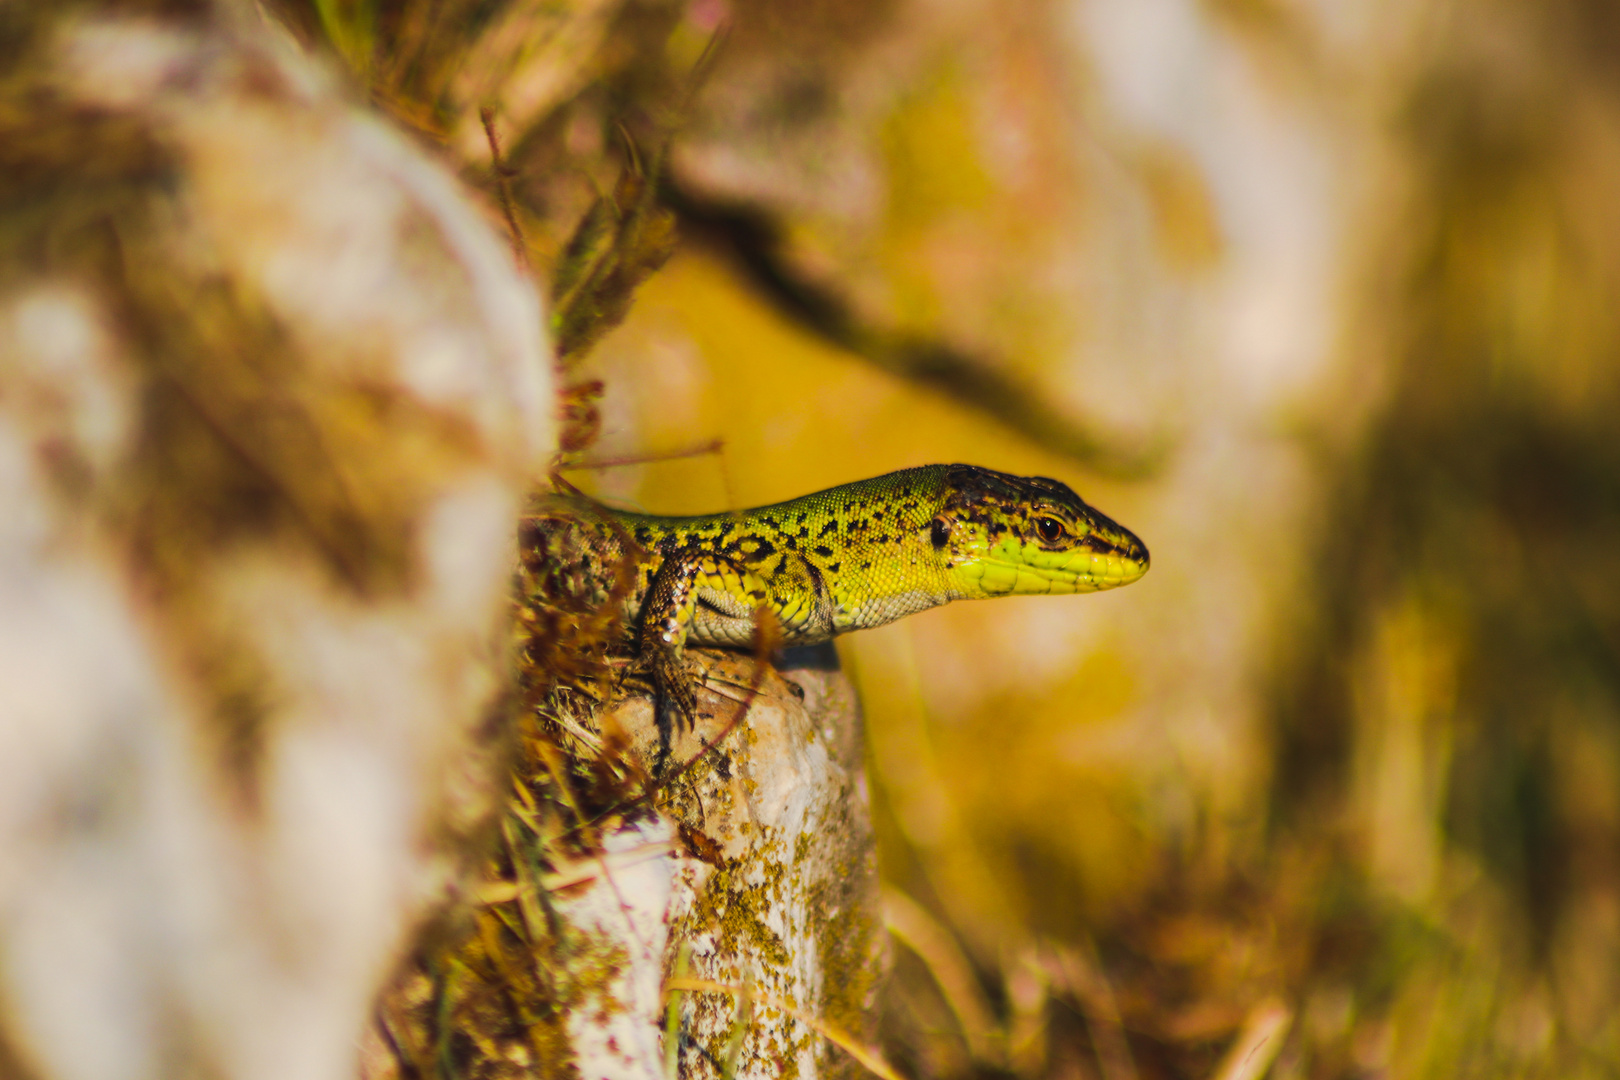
[1034,516,1065,543]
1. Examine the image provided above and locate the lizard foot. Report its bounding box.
[631,646,702,738]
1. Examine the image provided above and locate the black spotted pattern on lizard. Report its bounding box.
[522,464,1149,730]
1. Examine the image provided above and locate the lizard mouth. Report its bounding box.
[958,537,1149,596]
[988,547,1149,593]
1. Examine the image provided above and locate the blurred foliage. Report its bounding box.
[278,0,1620,1077]
[1267,16,1620,1072]
[375,509,657,1079]
[553,152,680,367]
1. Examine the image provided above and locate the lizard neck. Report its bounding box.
[776,466,956,632]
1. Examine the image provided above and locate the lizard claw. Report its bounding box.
[647,647,701,735]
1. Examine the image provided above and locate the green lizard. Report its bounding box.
[524,464,1149,729]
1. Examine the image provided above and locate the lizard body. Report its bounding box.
[523,464,1149,726]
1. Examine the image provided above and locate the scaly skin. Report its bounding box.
[524,464,1149,729]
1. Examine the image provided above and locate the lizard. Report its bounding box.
[522,463,1150,731]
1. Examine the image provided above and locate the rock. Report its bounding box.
[0,4,552,1079]
[365,646,889,1080]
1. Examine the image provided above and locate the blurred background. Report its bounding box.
[291,0,1620,1075]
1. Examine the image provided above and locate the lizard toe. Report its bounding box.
[651,648,701,734]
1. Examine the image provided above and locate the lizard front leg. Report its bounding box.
[636,548,769,735]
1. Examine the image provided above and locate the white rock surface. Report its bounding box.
[609,651,887,1080]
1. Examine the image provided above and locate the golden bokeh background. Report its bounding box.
[281,0,1620,1073]
[558,1,1620,1074]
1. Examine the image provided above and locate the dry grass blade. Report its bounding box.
[882,887,1002,1066]
[1044,942,1138,1080]
[662,977,907,1080]
[1207,999,1291,1080]
[472,839,675,900]
[560,437,726,471]
[478,106,528,269]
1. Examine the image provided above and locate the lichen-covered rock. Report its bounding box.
[633,649,887,1080]
[364,647,887,1080]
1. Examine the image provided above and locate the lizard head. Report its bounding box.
[930,464,1149,598]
